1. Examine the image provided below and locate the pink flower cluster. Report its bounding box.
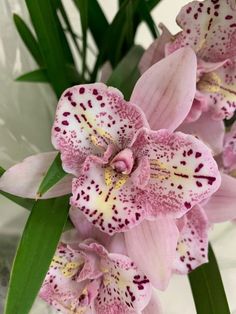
[1,1,236,313]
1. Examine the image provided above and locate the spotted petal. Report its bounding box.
[70,160,146,235]
[223,121,236,170]
[197,58,236,120]
[167,0,236,62]
[174,205,209,274]
[131,128,221,218]
[39,243,99,313]
[52,83,148,176]
[94,252,152,314]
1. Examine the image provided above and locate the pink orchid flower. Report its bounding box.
[0,47,224,291]
[140,0,236,124]
[40,229,154,314]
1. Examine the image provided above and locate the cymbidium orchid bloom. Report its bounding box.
[39,229,154,314]
[140,0,236,125]
[0,48,223,293]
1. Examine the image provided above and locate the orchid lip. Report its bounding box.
[110,148,134,175]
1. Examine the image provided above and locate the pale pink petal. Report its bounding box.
[125,218,179,290]
[39,243,96,313]
[131,47,197,131]
[178,111,225,155]
[174,205,209,274]
[204,173,236,222]
[0,152,72,199]
[131,128,221,218]
[69,207,112,247]
[52,83,148,176]
[168,0,236,62]
[142,290,162,314]
[70,160,147,234]
[198,58,236,120]
[94,252,152,314]
[139,23,173,74]
[223,121,236,170]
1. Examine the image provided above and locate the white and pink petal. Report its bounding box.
[168,0,236,62]
[94,253,152,314]
[52,83,148,176]
[131,128,221,218]
[174,205,209,274]
[197,58,236,120]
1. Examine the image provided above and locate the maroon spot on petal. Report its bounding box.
[195,152,202,158]
[186,29,191,34]
[62,120,69,126]
[193,175,216,185]
[214,11,219,17]
[135,212,141,220]
[54,126,61,132]
[65,91,72,98]
[93,89,98,95]
[74,114,81,123]
[97,95,102,101]
[194,13,198,19]
[79,87,85,94]
[187,149,193,156]
[80,103,86,111]
[63,112,70,117]
[186,7,192,14]
[100,102,105,107]
[230,23,236,27]
[225,15,233,20]
[177,185,183,190]
[180,161,186,165]
[195,163,204,173]
[71,101,77,107]
[196,181,203,187]
[184,202,191,209]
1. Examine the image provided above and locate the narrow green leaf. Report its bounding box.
[37,153,66,197]
[107,45,144,99]
[85,0,109,48]
[138,0,159,39]
[25,0,76,97]
[74,0,88,80]
[188,244,230,314]
[13,14,44,67]
[4,196,70,314]
[147,0,163,10]
[16,68,48,82]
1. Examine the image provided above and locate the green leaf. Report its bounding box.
[25,0,76,97]
[138,0,159,39]
[188,244,230,314]
[16,68,48,82]
[4,196,70,314]
[74,0,88,80]
[147,0,163,10]
[13,14,44,67]
[85,0,109,48]
[37,153,67,198]
[107,45,144,99]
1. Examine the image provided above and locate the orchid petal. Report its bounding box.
[204,173,236,222]
[0,152,72,199]
[168,0,236,62]
[139,23,173,74]
[142,290,162,314]
[131,128,221,218]
[174,205,209,274]
[52,83,148,176]
[124,218,179,290]
[131,47,197,131]
[70,160,146,234]
[94,252,152,314]
[39,243,97,313]
[178,111,225,155]
[223,121,236,170]
[197,58,236,120]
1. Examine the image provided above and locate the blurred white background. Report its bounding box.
[0,1,236,313]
